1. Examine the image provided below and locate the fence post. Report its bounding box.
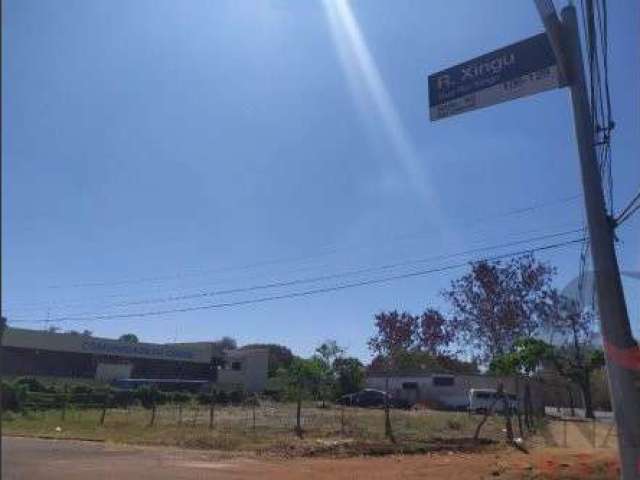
[192,405,199,426]
[61,385,68,422]
[252,395,256,433]
[209,388,215,430]
[100,392,108,426]
[149,395,157,427]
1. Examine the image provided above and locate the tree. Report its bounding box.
[490,338,553,431]
[416,308,454,355]
[315,340,345,368]
[444,254,555,363]
[543,295,604,419]
[368,310,417,443]
[314,340,345,407]
[0,316,7,340]
[214,336,237,351]
[369,350,476,375]
[240,343,294,377]
[118,333,139,344]
[368,310,417,365]
[275,357,326,437]
[490,338,553,377]
[334,357,364,397]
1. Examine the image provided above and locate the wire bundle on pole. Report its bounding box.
[580,0,614,213]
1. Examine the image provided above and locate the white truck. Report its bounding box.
[468,388,518,414]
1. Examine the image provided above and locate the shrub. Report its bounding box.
[13,377,52,393]
[196,392,212,405]
[446,418,462,431]
[135,386,169,409]
[70,384,94,395]
[216,390,229,405]
[2,381,26,411]
[229,390,246,405]
[110,389,137,408]
[170,392,192,404]
[2,411,16,421]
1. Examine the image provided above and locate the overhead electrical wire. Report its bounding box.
[615,203,640,227]
[613,188,640,226]
[11,237,585,325]
[36,193,582,292]
[8,227,583,319]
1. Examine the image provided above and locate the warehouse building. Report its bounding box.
[366,371,575,411]
[1,327,268,393]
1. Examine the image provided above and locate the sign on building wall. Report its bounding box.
[2,328,212,363]
[428,33,560,121]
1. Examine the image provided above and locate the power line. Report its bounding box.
[616,203,640,227]
[38,194,582,291]
[12,237,585,325]
[614,187,640,226]
[8,227,583,317]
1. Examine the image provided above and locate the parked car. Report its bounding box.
[468,388,518,414]
[337,389,411,409]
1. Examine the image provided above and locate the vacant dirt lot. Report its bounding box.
[2,403,505,454]
[3,420,620,480]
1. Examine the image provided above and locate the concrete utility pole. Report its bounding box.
[537,3,640,478]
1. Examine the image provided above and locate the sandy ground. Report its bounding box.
[1,420,620,480]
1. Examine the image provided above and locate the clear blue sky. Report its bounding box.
[3,0,638,361]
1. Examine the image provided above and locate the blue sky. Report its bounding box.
[3,0,638,361]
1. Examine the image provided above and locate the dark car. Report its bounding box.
[337,389,411,409]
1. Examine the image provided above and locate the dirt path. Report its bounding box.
[2,421,621,480]
[545,418,618,451]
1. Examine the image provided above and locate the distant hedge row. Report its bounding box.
[1,377,250,412]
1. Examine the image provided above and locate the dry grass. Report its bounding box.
[3,402,508,456]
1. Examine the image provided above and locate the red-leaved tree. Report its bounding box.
[443,254,555,363]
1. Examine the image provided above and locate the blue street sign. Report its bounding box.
[429,33,561,121]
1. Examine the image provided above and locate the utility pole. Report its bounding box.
[536,3,640,478]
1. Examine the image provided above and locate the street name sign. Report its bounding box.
[428,33,561,121]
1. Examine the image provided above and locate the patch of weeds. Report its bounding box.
[446,418,462,430]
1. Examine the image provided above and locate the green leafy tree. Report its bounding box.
[118,333,139,344]
[490,338,553,431]
[315,340,346,406]
[213,336,237,351]
[543,295,604,419]
[490,338,553,377]
[275,357,326,437]
[334,357,364,397]
[136,385,168,426]
[315,340,345,368]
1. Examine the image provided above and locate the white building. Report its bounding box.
[217,348,270,393]
[366,371,564,411]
